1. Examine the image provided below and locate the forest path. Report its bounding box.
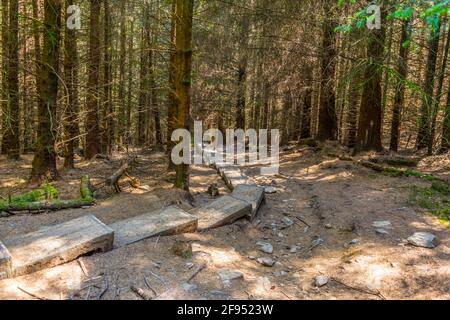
[0,146,449,300]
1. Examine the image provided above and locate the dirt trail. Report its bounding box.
[0,147,449,300]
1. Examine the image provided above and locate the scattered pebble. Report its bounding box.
[264,186,277,194]
[314,275,329,287]
[407,232,436,249]
[182,282,198,292]
[257,257,276,267]
[282,216,294,227]
[348,239,360,245]
[186,262,194,269]
[372,221,392,228]
[289,245,301,253]
[325,223,333,229]
[376,228,389,235]
[218,269,244,282]
[256,241,274,254]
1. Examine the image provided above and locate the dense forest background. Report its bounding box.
[0,0,449,187]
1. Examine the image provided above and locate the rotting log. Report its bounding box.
[1,176,94,214]
[368,156,420,167]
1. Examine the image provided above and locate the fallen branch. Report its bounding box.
[331,277,386,300]
[295,216,311,228]
[17,286,49,300]
[2,198,94,213]
[97,276,109,300]
[186,263,207,283]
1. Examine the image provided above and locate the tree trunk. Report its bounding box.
[117,0,126,147]
[354,5,386,153]
[173,0,194,191]
[389,17,412,152]
[167,0,177,168]
[439,80,450,153]
[137,6,150,147]
[235,15,249,130]
[30,0,62,183]
[316,1,337,141]
[428,23,449,155]
[417,17,441,150]
[2,0,20,159]
[85,0,102,159]
[299,87,312,140]
[101,0,113,155]
[63,0,80,168]
[1,0,9,155]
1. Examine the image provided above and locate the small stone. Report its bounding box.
[264,186,277,194]
[407,232,436,249]
[349,239,359,245]
[248,255,256,260]
[256,241,274,254]
[314,275,329,287]
[277,232,284,238]
[311,238,324,247]
[282,216,294,227]
[372,221,392,228]
[289,245,301,253]
[218,269,244,282]
[209,290,227,298]
[275,271,288,277]
[375,228,389,235]
[257,257,275,267]
[186,262,194,269]
[182,282,198,292]
[325,223,332,229]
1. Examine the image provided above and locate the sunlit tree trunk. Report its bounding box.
[31,0,62,183]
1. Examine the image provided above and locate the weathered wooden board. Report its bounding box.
[193,195,252,230]
[0,241,12,280]
[3,215,114,277]
[109,206,198,248]
[231,185,265,220]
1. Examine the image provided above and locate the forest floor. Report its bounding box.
[0,143,449,300]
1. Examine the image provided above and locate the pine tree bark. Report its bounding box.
[439,80,450,154]
[417,17,441,150]
[101,0,113,154]
[1,0,9,155]
[235,15,249,130]
[173,0,194,191]
[354,5,386,153]
[31,0,62,183]
[63,0,80,168]
[316,1,337,141]
[167,0,178,168]
[2,0,20,159]
[428,23,449,155]
[85,0,102,159]
[117,0,127,147]
[389,17,412,152]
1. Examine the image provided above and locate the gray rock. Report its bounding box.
[375,228,389,235]
[218,269,244,282]
[314,275,329,287]
[186,262,194,269]
[289,245,301,253]
[407,232,436,249]
[257,257,275,267]
[325,223,333,229]
[372,221,392,228]
[256,241,274,254]
[275,271,288,277]
[282,216,294,227]
[349,239,359,245]
[182,282,198,292]
[264,186,277,194]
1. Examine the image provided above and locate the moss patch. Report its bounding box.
[410,182,450,224]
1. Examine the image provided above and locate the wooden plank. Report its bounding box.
[109,206,198,248]
[193,195,252,230]
[231,185,265,220]
[0,241,12,280]
[3,215,114,278]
